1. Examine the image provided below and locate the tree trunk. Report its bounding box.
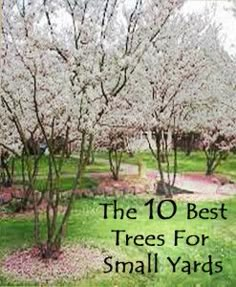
[155,131,173,197]
[206,160,214,176]
[204,149,228,176]
[146,129,178,198]
[108,149,123,181]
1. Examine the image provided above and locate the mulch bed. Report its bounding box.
[181,172,233,185]
[73,175,155,197]
[2,245,105,284]
[0,187,26,205]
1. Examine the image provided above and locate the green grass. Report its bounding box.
[1,151,236,286]
[7,151,236,189]
[95,151,236,181]
[6,150,236,179]
[0,196,235,286]
[9,155,109,178]
[32,176,98,192]
[7,156,106,192]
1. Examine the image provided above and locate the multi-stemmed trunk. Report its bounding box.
[38,132,93,259]
[108,149,123,181]
[146,129,178,198]
[204,148,228,176]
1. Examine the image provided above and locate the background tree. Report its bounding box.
[128,14,233,196]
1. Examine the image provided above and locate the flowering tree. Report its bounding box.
[1,0,185,257]
[1,0,99,257]
[95,127,132,181]
[194,56,236,176]
[95,103,139,180]
[127,13,234,196]
[231,0,236,16]
[0,0,235,263]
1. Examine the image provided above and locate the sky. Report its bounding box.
[182,0,236,55]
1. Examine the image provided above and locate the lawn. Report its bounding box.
[1,152,236,286]
[6,156,107,192]
[96,151,236,180]
[6,151,236,192]
[14,176,98,192]
[0,196,235,286]
[8,155,109,178]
